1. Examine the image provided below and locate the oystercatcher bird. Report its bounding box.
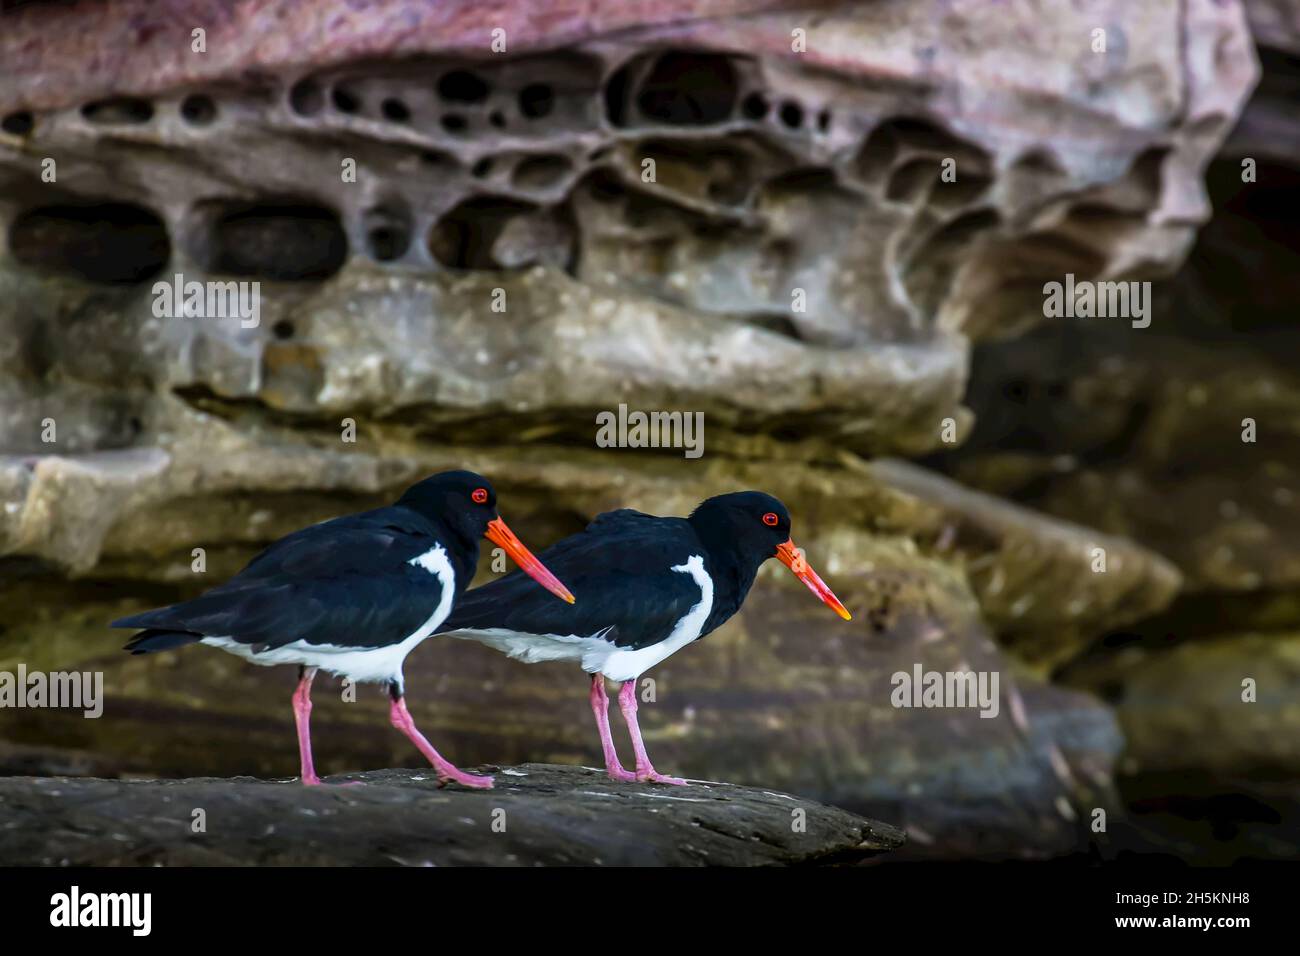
[437,491,850,784]
[111,470,574,789]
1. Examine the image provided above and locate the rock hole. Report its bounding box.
[584,171,624,204]
[381,98,411,123]
[490,110,506,128]
[472,158,493,178]
[441,114,468,134]
[512,155,571,190]
[1,111,34,136]
[1129,145,1169,201]
[289,79,324,116]
[778,101,803,129]
[928,208,1001,246]
[886,158,940,202]
[331,86,361,114]
[272,319,295,340]
[741,93,768,120]
[9,203,170,284]
[856,121,901,182]
[420,149,457,171]
[81,97,154,124]
[428,196,536,270]
[518,83,554,120]
[1013,148,1065,177]
[180,94,217,126]
[882,116,962,152]
[635,52,737,125]
[817,109,831,132]
[364,205,412,262]
[438,70,490,104]
[368,227,405,260]
[203,202,347,280]
[604,62,632,126]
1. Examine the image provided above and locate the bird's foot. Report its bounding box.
[436,767,495,790]
[604,764,638,783]
[636,767,687,786]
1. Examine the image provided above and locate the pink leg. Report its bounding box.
[292,667,322,786]
[389,694,494,789]
[617,680,686,785]
[590,673,636,782]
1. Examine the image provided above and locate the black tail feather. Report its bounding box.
[123,629,204,655]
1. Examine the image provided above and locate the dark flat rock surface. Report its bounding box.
[0,764,905,866]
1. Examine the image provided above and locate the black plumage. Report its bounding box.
[441,509,707,651]
[117,509,465,655]
[109,470,573,789]
[438,491,851,785]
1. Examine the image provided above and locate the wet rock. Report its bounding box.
[0,764,905,866]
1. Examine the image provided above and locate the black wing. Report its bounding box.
[112,509,451,650]
[439,510,706,651]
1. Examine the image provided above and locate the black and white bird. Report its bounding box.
[111,470,574,789]
[437,491,850,784]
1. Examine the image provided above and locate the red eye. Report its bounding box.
[471,487,488,504]
[762,512,779,527]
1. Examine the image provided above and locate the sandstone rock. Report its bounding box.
[1058,630,1300,861]
[0,0,1256,471]
[868,459,1181,668]
[1064,632,1300,780]
[928,26,1300,603]
[939,322,1300,597]
[0,764,905,866]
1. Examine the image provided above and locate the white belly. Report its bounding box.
[447,554,714,683]
[202,543,455,685]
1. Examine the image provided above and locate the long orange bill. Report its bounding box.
[775,538,851,621]
[485,517,576,604]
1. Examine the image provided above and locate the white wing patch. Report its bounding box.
[446,554,713,683]
[202,543,455,685]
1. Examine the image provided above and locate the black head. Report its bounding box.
[688,490,850,621]
[396,470,498,540]
[688,491,791,565]
[395,470,575,605]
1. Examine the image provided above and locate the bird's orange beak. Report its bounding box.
[485,517,575,604]
[775,539,851,621]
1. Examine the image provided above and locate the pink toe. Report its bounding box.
[440,771,494,789]
[641,771,687,786]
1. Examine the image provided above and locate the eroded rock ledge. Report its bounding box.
[0,763,905,866]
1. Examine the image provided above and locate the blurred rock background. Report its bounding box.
[0,0,1294,862]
